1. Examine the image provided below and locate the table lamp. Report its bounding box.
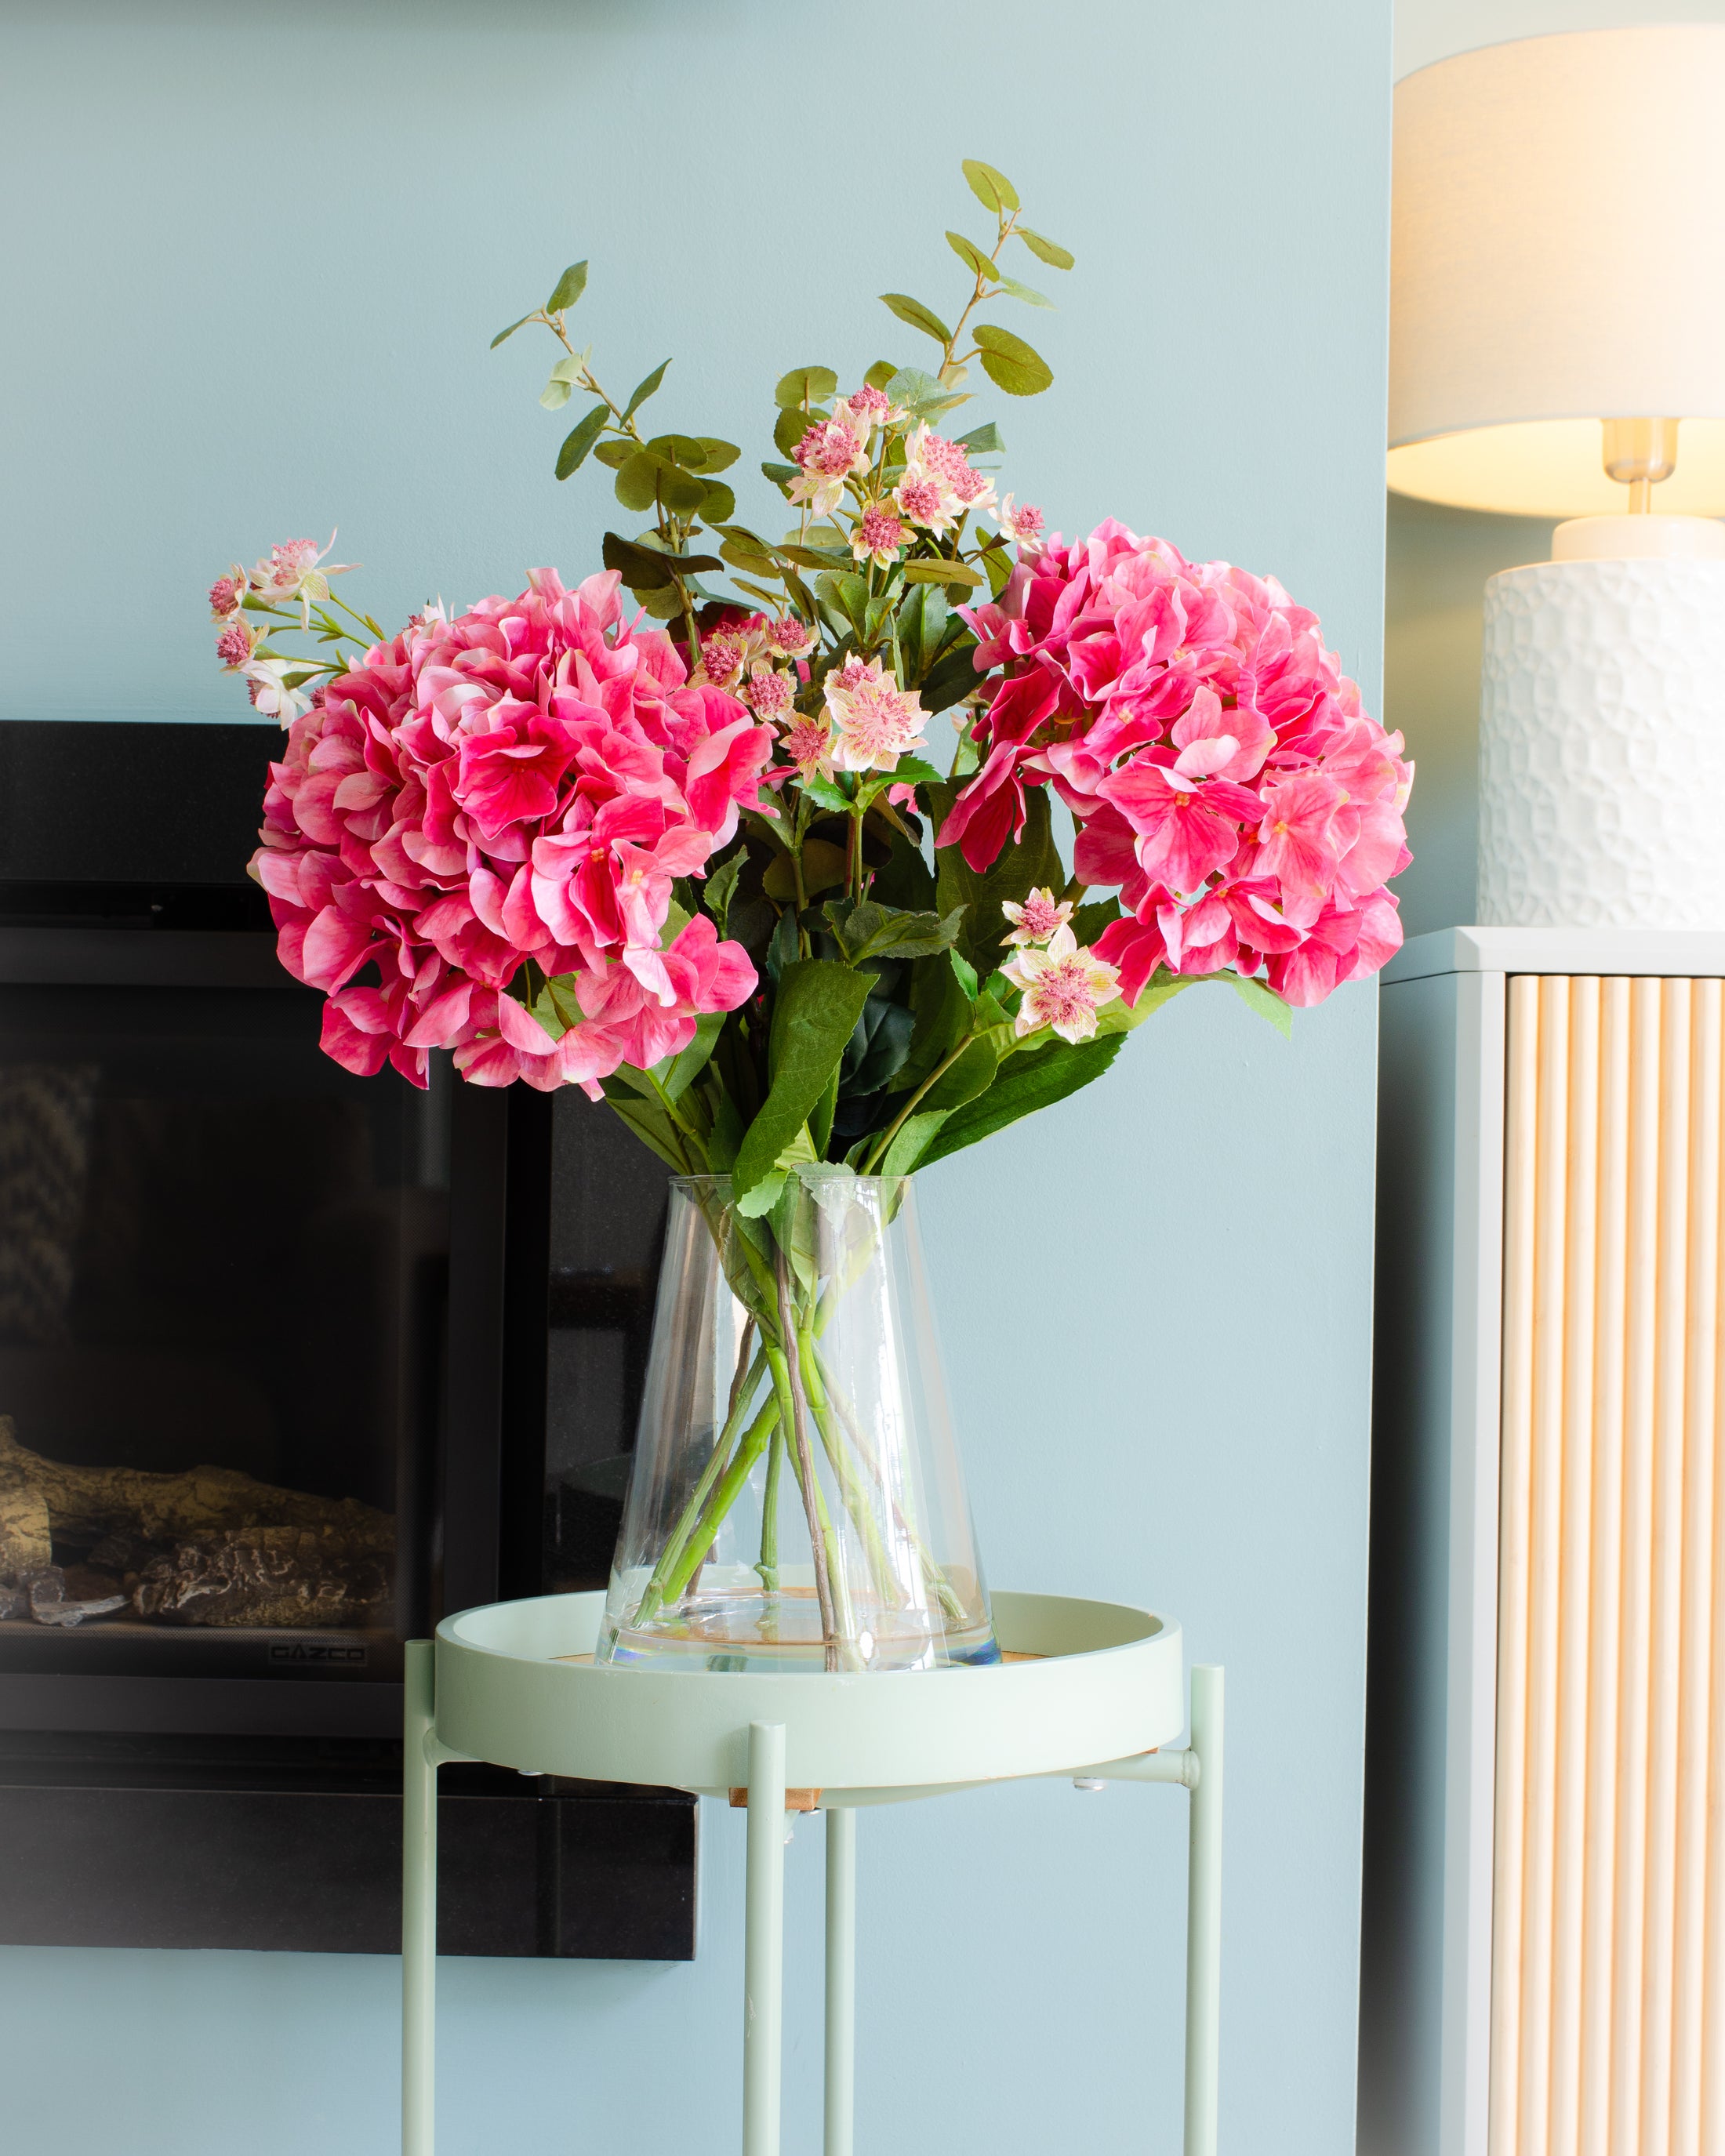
[1389,24,1725,928]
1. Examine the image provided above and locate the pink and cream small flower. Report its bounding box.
[789,417,869,516]
[1000,887,1073,947]
[249,532,355,628]
[764,616,815,658]
[852,503,908,568]
[215,618,260,669]
[741,663,794,720]
[700,630,749,687]
[836,383,905,437]
[209,567,249,620]
[997,495,1044,545]
[779,713,836,779]
[242,657,312,724]
[1002,927,1121,1044]
[893,423,998,532]
[823,656,929,773]
[893,474,951,532]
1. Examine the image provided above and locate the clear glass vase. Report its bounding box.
[596,1170,999,1673]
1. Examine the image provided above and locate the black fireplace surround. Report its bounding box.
[0,720,692,1958]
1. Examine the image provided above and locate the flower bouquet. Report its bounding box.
[210,159,1411,1673]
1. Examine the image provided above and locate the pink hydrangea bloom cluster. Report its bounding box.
[252,567,770,1093]
[941,521,1413,1008]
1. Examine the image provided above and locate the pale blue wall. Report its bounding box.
[0,4,1392,2151]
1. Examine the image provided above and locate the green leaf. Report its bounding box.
[657,1008,726,1101]
[490,314,533,350]
[879,293,953,347]
[773,405,814,459]
[614,450,663,513]
[732,960,877,1204]
[798,775,852,818]
[659,465,710,517]
[932,781,1064,977]
[823,899,966,965]
[972,324,1054,397]
[961,159,1020,214]
[775,365,838,409]
[601,532,721,591]
[645,432,709,465]
[880,1111,950,1178]
[863,359,899,392]
[623,358,671,420]
[761,459,799,489]
[815,571,871,637]
[592,439,634,470]
[555,404,608,479]
[698,481,735,525]
[703,848,745,937]
[946,231,998,280]
[546,260,588,312]
[721,539,780,578]
[901,558,983,588]
[919,1034,997,1112]
[996,273,1052,309]
[1229,972,1294,1039]
[694,437,741,472]
[920,1034,1123,1168]
[882,366,968,423]
[539,376,574,412]
[955,421,1004,456]
[597,1089,693,1172]
[1016,226,1075,270]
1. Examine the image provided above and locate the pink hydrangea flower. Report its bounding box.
[1001,927,1120,1044]
[822,657,929,773]
[852,503,908,568]
[1000,887,1073,946]
[937,519,1414,1009]
[251,566,769,1094]
[790,418,868,517]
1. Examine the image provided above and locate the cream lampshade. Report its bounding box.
[1390,26,1725,929]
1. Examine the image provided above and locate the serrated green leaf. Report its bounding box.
[961,158,1020,214]
[623,358,671,420]
[555,403,608,480]
[971,324,1053,397]
[996,273,1052,309]
[775,365,838,409]
[732,960,877,1203]
[490,314,533,350]
[946,230,997,280]
[703,849,745,938]
[823,899,966,965]
[880,293,953,347]
[799,775,853,817]
[1016,225,1075,270]
[546,260,588,312]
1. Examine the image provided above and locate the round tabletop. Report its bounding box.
[433,1588,1185,1801]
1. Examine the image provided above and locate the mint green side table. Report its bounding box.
[401,1590,1224,2156]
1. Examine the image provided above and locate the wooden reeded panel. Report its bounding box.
[1494,976,1725,2156]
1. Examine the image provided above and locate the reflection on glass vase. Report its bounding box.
[597,1171,999,1674]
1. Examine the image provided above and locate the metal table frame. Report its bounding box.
[401,1590,1224,2156]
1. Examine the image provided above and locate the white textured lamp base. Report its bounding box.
[1478,558,1725,928]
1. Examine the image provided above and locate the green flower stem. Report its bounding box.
[648,1389,780,1616]
[632,1344,768,1622]
[755,1421,785,1593]
[861,1033,976,1176]
[768,1256,841,1670]
[799,1324,903,1612]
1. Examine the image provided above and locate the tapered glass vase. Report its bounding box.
[597,1171,999,1673]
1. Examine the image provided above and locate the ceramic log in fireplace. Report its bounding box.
[0,720,692,1957]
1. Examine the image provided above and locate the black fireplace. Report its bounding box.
[0,720,691,1957]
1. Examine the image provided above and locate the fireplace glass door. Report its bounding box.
[0,980,448,1682]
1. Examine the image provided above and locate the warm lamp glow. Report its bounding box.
[1389,27,1725,518]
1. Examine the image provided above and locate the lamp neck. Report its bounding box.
[1603,417,1680,511]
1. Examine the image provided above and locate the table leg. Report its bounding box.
[403,1639,438,2156]
[824,1806,856,2156]
[1184,1664,1225,2156]
[744,1721,787,2156]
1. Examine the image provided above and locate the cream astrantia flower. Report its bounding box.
[249,532,355,630]
[780,713,836,779]
[852,503,908,569]
[1000,887,1073,946]
[740,663,794,720]
[242,657,312,724]
[1002,926,1121,1044]
[789,417,869,517]
[822,657,929,773]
